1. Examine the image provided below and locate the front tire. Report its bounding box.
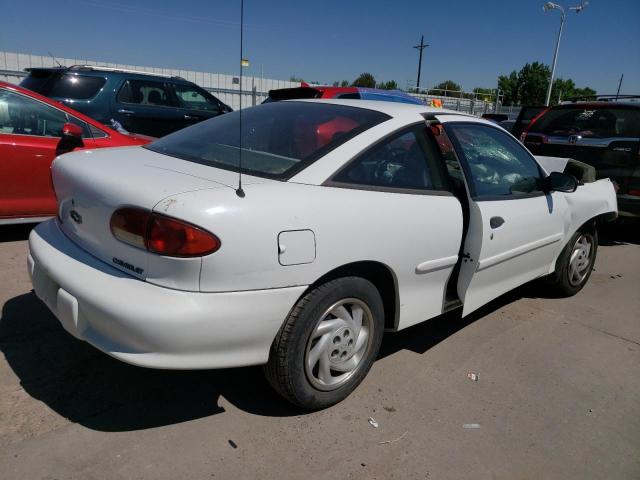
[545,226,598,296]
[264,277,384,410]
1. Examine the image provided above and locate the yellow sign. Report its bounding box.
[241,58,249,67]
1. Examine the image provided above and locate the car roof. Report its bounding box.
[24,65,192,83]
[288,98,484,123]
[554,101,640,109]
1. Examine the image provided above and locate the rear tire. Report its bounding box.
[264,276,384,410]
[545,226,598,297]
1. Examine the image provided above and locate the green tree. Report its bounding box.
[517,62,550,105]
[289,75,304,83]
[497,62,596,106]
[376,80,398,90]
[340,80,350,87]
[473,87,494,102]
[352,72,376,88]
[430,80,462,97]
[498,71,518,105]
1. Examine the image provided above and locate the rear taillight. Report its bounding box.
[110,207,220,257]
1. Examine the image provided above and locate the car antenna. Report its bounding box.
[235,0,246,198]
[48,51,63,68]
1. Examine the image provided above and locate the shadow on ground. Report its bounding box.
[0,224,36,243]
[598,219,639,246]
[0,285,531,432]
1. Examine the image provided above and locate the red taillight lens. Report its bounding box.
[147,214,220,256]
[110,207,220,257]
[110,207,150,249]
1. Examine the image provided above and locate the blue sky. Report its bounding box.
[1,0,639,93]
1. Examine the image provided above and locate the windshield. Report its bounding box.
[146,101,390,179]
[529,106,640,138]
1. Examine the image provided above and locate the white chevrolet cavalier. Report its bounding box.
[28,100,617,409]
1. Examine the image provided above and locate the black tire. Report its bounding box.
[264,276,384,410]
[545,225,598,297]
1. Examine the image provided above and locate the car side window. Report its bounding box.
[331,126,449,192]
[0,88,88,138]
[173,84,221,112]
[117,79,171,107]
[447,123,543,198]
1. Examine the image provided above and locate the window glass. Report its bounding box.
[529,107,640,138]
[448,124,542,198]
[173,84,220,112]
[20,70,60,94]
[146,101,389,179]
[118,80,171,106]
[335,92,361,99]
[332,127,447,191]
[47,74,106,100]
[0,88,68,137]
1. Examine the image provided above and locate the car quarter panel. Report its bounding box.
[156,181,463,330]
[548,178,617,271]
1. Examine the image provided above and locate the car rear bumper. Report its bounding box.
[28,220,306,370]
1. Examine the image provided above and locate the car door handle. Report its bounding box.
[117,109,135,115]
[490,216,505,229]
[184,114,200,120]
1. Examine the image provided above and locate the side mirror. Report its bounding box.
[62,122,83,138]
[543,171,578,193]
[57,122,84,155]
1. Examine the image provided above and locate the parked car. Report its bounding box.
[28,99,616,409]
[0,81,152,224]
[522,99,640,217]
[20,65,232,138]
[481,113,508,123]
[511,105,547,139]
[264,85,425,105]
[499,118,516,131]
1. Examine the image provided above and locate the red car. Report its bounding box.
[0,81,152,224]
[264,85,425,105]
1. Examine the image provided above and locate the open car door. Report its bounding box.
[442,122,566,316]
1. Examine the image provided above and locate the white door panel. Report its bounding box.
[458,195,565,316]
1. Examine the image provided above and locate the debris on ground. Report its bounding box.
[467,373,479,381]
[379,431,408,445]
[462,423,481,429]
[383,406,396,412]
[368,417,379,428]
[228,439,238,448]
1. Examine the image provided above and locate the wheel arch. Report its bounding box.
[550,214,603,274]
[299,261,400,331]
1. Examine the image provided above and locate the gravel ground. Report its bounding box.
[0,222,638,480]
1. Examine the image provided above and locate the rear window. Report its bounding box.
[529,106,640,138]
[22,72,105,100]
[48,74,105,99]
[146,101,389,179]
[20,70,60,93]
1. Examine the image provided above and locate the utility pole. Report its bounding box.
[413,35,429,91]
[616,73,624,100]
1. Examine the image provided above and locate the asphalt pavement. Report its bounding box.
[0,222,638,480]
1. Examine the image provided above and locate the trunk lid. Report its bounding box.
[52,145,264,291]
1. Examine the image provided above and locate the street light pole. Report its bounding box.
[542,1,588,106]
[545,6,565,106]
